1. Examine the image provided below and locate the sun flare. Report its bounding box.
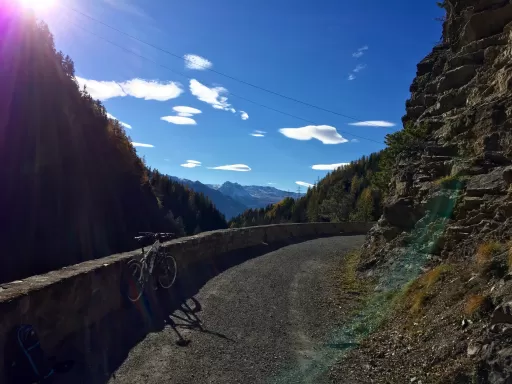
[19,0,56,11]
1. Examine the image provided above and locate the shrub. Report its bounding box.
[404,264,452,314]
[476,241,507,278]
[464,294,493,318]
[434,175,465,189]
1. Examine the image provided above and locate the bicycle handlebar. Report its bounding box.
[135,232,176,242]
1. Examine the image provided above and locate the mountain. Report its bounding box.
[244,185,303,205]
[170,177,248,219]
[210,181,303,208]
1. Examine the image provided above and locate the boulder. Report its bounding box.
[491,302,512,325]
[447,50,485,69]
[460,4,512,46]
[383,198,421,229]
[437,65,479,92]
[466,168,508,196]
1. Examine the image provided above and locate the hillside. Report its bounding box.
[229,152,384,228]
[0,11,226,283]
[328,1,512,382]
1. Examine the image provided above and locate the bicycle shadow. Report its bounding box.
[164,296,235,346]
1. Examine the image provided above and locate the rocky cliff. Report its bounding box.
[336,1,512,383]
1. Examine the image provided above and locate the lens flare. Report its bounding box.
[19,0,56,11]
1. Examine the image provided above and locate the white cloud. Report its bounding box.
[348,74,356,81]
[76,77,183,101]
[240,111,249,120]
[178,112,193,117]
[250,130,266,137]
[131,142,154,148]
[279,125,348,144]
[181,160,201,168]
[267,182,276,185]
[161,116,197,125]
[351,138,360,143]
[348,121,396,127]
[189,79,234,112]
[311,163,350,171]
[76,77,126,100]
[296,181,314,188]
[184,54,213,70]
[173,106,202,115]
[352,45,368,58]
[353,64,367,73]
[208,164,251,172]
[121,79,183,101]
[106,112,132,129]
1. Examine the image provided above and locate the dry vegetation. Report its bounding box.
[402,264,452,315]
[464,294,492,318]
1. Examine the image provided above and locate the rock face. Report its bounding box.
[359,1,512,382]
[364,0,512,267]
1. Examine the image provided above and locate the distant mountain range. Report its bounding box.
[170,177,302,219]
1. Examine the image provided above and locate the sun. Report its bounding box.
[19,0,56,11]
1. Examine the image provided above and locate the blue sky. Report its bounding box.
[32,0,443,192]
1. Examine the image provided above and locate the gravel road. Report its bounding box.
[107,235,365,384]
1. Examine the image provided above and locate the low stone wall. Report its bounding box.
[0,222,372,379]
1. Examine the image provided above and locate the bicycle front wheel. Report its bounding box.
[126,259,144,302]
[157,253,177,289]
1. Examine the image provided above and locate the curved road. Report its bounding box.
[108,236,364,384]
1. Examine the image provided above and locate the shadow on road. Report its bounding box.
[52,235,342,383]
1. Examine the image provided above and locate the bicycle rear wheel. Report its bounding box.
[126,259,144,302]
[157,253,177,289]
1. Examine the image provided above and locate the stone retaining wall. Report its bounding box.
[0,222,372,379]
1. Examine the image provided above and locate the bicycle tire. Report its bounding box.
[157,253,177,289]
[126,259,144,302]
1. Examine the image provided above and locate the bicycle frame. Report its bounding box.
[140,239,162,275]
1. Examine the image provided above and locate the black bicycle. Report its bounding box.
[126,232,178,302]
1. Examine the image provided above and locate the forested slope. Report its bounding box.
[0,10,226,283]
[229,152,384,227]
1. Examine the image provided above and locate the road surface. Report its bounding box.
[107,236,365,384]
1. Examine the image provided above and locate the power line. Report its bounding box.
[62,17,384,145]
[61,5,392,129]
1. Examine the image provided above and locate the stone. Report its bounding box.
[483,151,511,165]
[438,65,479,92]
[491,302,512,325]
[502,166,512,183]
[435,89,468,114]
[460,4,512,46]
[448,50,485,69]
[383,198,420,229]
[459,33,507,56]
[466,168,507,196]
[467,343,481,357]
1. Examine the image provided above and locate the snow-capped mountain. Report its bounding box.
[210,182,303,209]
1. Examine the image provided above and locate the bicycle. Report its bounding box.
[126,232,178,302]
